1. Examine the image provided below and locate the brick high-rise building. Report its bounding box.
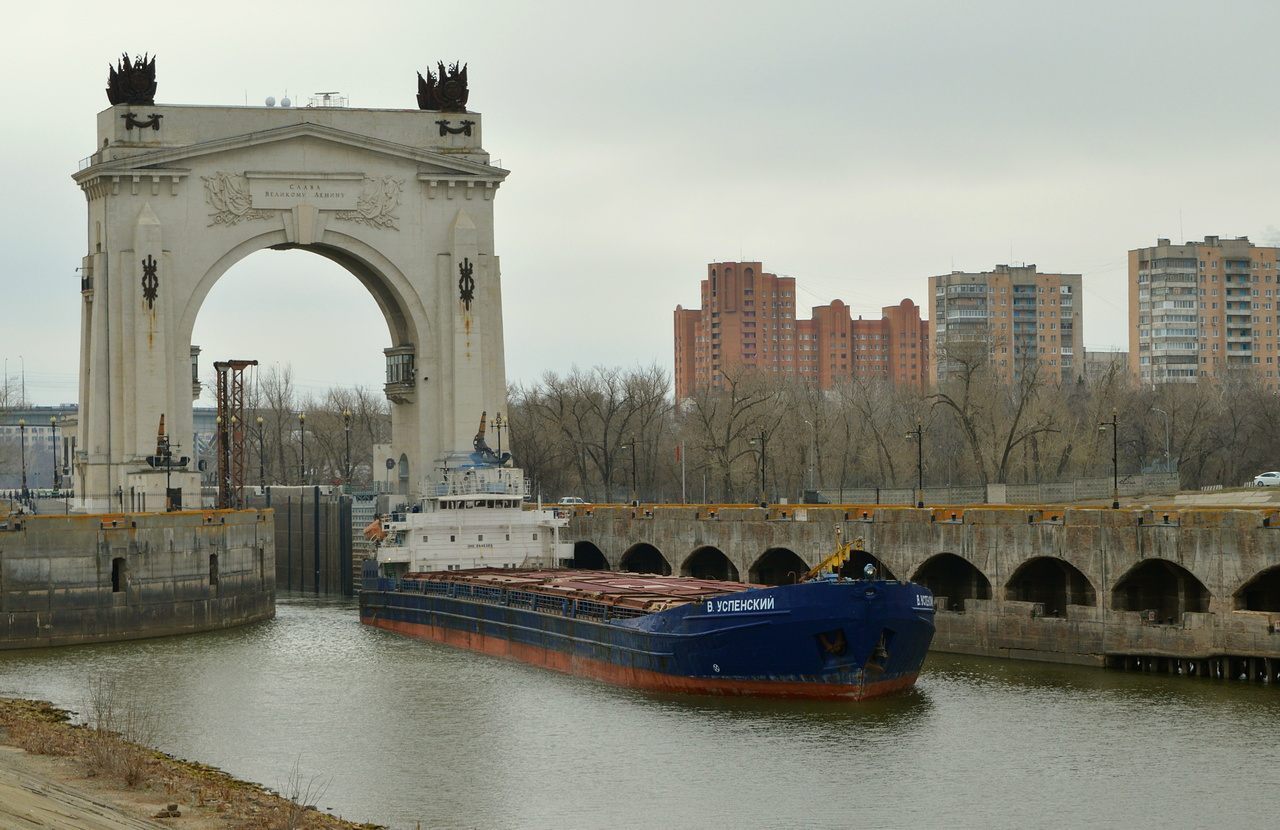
[928,264,1082,385]
[673,262,930,399]
[1130,235,1280,387]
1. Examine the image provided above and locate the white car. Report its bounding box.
[557,497,590,505]
[1253,472,1280,486]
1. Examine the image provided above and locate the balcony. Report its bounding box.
[384,345,417,404]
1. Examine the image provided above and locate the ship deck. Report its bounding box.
[400,568,765,613]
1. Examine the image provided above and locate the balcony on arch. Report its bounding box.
[384,345,417,404]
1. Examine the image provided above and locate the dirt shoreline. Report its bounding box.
[0,698,380,830]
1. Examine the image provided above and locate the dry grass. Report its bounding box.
[0,696,380,830]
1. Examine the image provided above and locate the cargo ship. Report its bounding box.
[359,416,936,700]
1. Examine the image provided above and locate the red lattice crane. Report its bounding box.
[214,360,258,509]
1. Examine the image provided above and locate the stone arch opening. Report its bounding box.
[837,550,896,581]
[911,553,991,612]
[1112,558,1210,620]
[682,546,739,582]
[571,541,608,570]
[183,238,424,497]
[1235,566,1280,611]
[183,237,421,358]
[620,543,670,575]
[750,547,807,586]
[397,453,411,494]
[1005,557,1096,614]
[191,247,404,380]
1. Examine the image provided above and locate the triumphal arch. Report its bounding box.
[71,58,510,511]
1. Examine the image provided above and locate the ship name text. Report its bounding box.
[708,596,775,613]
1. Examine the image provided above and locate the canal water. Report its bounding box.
[1,595,1277,830]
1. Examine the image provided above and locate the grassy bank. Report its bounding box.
[0,697,381,830]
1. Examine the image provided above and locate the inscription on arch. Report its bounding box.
[202,172,403,229]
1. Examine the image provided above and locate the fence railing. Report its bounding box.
[811,472,1181,506]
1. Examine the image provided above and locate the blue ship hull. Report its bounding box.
[360,567,935,700]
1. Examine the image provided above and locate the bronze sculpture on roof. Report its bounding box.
[107,53,157,105]
[417,62,468,112]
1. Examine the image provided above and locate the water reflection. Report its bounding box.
[0,596,1277,830]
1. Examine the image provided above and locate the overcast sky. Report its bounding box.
[6,0,1280,406]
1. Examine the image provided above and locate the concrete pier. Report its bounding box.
[0,509,275,649]
[566,504,1280,676]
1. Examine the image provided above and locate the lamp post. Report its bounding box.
[256,416,265,490]
[493,412,505,462]
[905,419,924,508]
[619,433,638,506]
[803,419,816,497]
[298,412,306,486]
[49,416,59,494]
[161,430,175,511]
[18,419,27,504]
[1099,409,1119,509]
[1152,407,1170,473]
[343,410,352,486]
[748,429,767,507]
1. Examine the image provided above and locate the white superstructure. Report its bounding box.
[372,459,572,578]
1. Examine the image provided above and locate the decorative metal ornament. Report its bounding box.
[417,62,469,112]
[435,119,475,137]
[458,258,475,310]
[121,112,163,131]
[107,53,157,106]
[141,255,159,309]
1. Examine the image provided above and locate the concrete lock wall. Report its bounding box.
[567,505,1280,667]
[0,510,275,649]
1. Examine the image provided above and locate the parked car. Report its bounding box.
[557,497,590,505]
[1253,471,1280,486]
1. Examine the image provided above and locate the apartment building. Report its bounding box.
[673,262,929,399]
[1130,235,1280,387]
[928,264,1082,385]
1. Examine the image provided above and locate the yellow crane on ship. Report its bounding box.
[801,532,873,581]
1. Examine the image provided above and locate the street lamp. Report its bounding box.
[1152,407,1170,474]
[256,416,265,490]
[18,419,27,504]
[493,412,505,462]
[298,413,306,486]
[49,416,59,494]
[1099,409,1119,509]
[161,430,175,511]
[619,433,638,506]
[905,419,924,508]
[343,410,352,486]
[803,419,816,496]
[748,429,767,507]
